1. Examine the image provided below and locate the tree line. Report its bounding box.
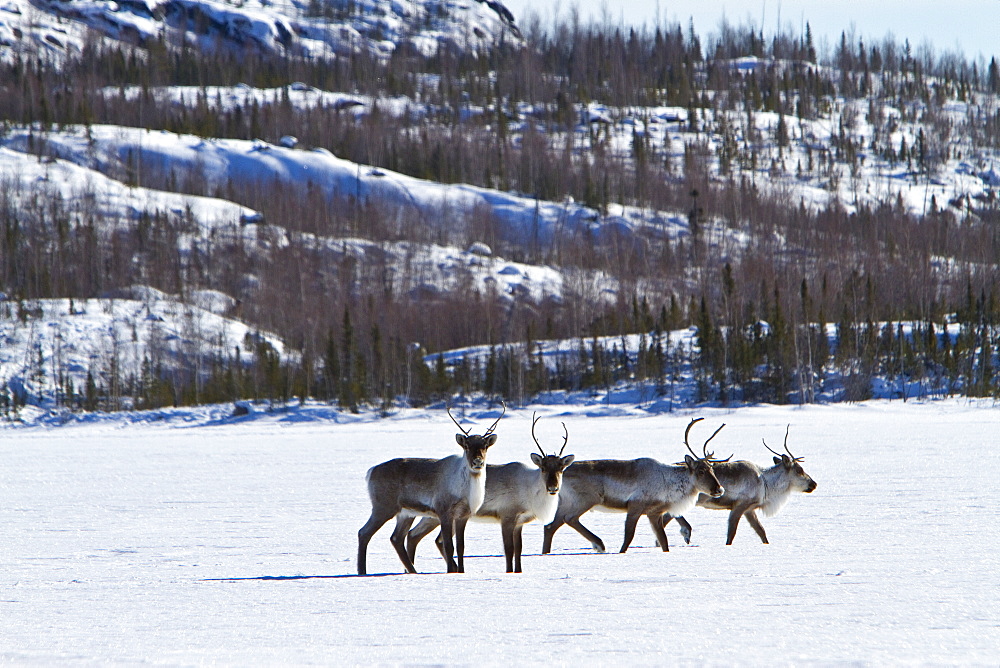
[1,11,999,414]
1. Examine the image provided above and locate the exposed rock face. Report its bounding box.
[1,0,521,63]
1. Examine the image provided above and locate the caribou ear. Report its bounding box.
[485,433,498,447]
[530,452,544,467]
[782,454,793,467]
[456,434,467,447]
[684,454,697,468]
[773,456,783,466]
[561,454,576,469]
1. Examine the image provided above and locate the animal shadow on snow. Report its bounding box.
[203,548,619,581]
[203,573,398,581]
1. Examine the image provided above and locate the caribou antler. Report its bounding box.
[781,424,804,461]
[682,417,731,463]
[531,412,546,456]
[449,401,505,436]
[763,424,804,462]
[683,417,706,459]
[484,401,506,435]
[702,423,727,460]
[531,413,570,457]
[447,404,471,436]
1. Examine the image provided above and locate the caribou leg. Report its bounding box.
[542,518,562,554]
[389,514,419,574]
[513,523,525,573]
[619,507,644,553]
[437,510,460,572]
[726,503,754,545]
[501,519,517,573]
[405,517,440,564]
[566,515,606,552]
[455,515,470,573]
[657,515,693,546]
[672,516,693,544]
[744,508,769,544]
[357,508,395,575]
[648,514,670,552]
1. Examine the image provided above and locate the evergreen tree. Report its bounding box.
[340,308,358,412]
[322,330,339,401]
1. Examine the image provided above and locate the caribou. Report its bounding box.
[356,403,504,575]
[406,413,576,573]
[541,417,727,555]
[662,425,817,545]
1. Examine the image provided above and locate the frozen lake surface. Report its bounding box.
[2,400,998,664]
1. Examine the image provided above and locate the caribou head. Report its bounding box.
[679,417,729,498]
[763,425,817,493]
[448,401,505,472]
[530,412,576,495]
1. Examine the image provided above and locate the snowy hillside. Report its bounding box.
[0,288,285,410]
[6,81,999,258]
[2,105,996,410]
[1,400,997,663]
[0,145,259,233]
[1,123,694,249]
[0,0,521,63]
[4,3,1000,414]
[576,94,1000,219]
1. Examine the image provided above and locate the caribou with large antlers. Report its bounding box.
[541,417,727,555]
[663,424,817,545]
[406,413,576,573]
[357,403,504,575]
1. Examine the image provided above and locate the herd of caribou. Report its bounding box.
[357,405,818,575]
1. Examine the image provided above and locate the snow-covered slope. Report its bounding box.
[0,288,285,407]
[0,123,700,248]
[308,236,567,302]
[105,82,417,119]
[0,123,625,307]
[0,145,258,233]
[0,0,521,63]
[575,95,1000,220]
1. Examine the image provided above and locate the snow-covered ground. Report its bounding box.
[2,400,997,663]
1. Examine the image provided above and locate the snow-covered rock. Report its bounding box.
[0,0,523,64]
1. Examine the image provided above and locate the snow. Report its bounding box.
[0,293,284,406]
[104,83,418,119]
[0,146,255,235]
[4,73,995,335]
[0,0,520,63]
[1,124,665,249]
[1,400,998,663]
